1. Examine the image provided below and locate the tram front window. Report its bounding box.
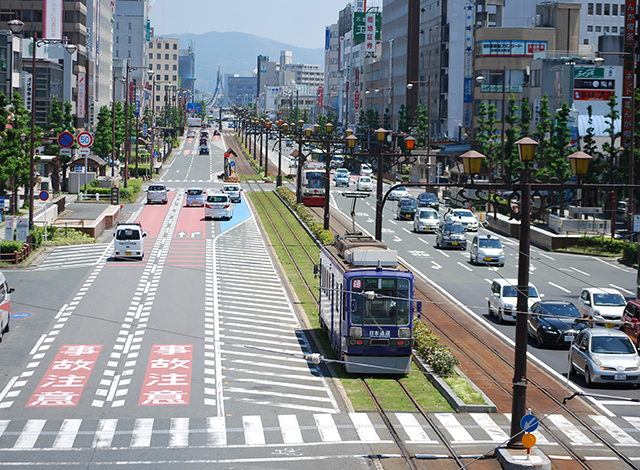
[350,277,411,326]
[306,178,323,189]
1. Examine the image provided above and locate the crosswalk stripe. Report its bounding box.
[207,416,227,446]
[591,415,638,445]
[279,415,303,444]
[314,414,341,442]
[396,413,436,443]
[243,415,265,445]
[14,419,46,449]
[0,420,9,438]
[624,416,640,433]
[436,413,474,442]
[53,419,82,448]
[130,418,153,447]
[92,419,117,448]
[169,418,189,447]
[471,413,508,442]
[349,412,380,442]
[547,414,594,445]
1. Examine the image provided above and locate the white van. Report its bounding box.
[0,271,14,342]
[113,223,147,260]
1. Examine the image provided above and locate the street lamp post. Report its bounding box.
[29,33,77,230]
[265,119,271,177]
[374,127,387,241]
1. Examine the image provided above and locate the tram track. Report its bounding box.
[225,132,636,469]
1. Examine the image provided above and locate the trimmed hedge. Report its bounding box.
[0,240,24,253]
[413,319,460,376]
[275,186,334,245]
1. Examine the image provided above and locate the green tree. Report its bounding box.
[543,102,572,180]
[414,103,429,148]
[93,105,113,160]
[474,100,499,176]
[533,94,552,170]
[601,92,620,183]
[504,93,522,176]
[383,108,391,130]
[397,104,412,134]
[518,97,532,138]
[48,99,76,192]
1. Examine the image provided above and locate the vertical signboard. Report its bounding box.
[4,216,14,241]
[77,73,86,119]
[622,0,637,146]
[365,13,377,56]
[318,85,323,110]
[16,218,29,242]
[43,0,63,40]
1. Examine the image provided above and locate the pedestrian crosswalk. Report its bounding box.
[1,412,640,452]
[35,243,111,271]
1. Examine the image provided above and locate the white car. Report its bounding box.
[185,188,206,207]
[113,223,147,260]
[388,186,409,201]
[205,193,233,220]
[360,163,373,176]
[413,208,439,233]
[222,183,242,203]
[577,287,626,322]
[446,208,479,231]
[356,176,373,191]
[488,278,542,324]
[0,271,14,343]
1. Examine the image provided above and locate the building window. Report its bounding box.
[173,44,177,49]
[165,43,169,49]
[604,3,610,15]
[156,53,161,59]
[128,36,131,44]
[165,64,169,70]
[173,54,177,60]
[165,54,169,60]
[584,39,590,45]
[587,25,593,31]
[596,3,602,14]
[604,26,610,33]
[172,65,177,70]
[172,75,177,81]
[588,3,594,14]
[116,36,119,44]
[596,25,602,32]
[115,50,119,57]
[128,22,131,30]
[156,75,160,81]
[116,22,119,30]
[621,4,625,15]
[149,53,152,59]
[149,42,153,49]
[164,75,169,81]
[612,26,618,33]
[612,3,618,14]
[156,64,160,70]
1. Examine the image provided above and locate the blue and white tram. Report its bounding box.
[318,235,415,374]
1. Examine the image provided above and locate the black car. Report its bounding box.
[417,192,440,210]
[527,301,587,348]
[396,198,418,220]
[199,146,210,155]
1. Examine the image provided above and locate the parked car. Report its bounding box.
[435,220,467,249]
[388,186,410,201]
[359,163,373,176]
[417,192,440,210]
[445,208,479,231]
[146,184,168,205]
[222,183,242,203]
[527,300,586,347]
[488,278,542,324]
[205,193,233,220]
[185,188,206,207]
[413,208,439,233]
[469,234,505,266]
[335,168,351,187]
[356,176,373,191]
[113,223,147,261]
[0,270,14,343]
[620,300,640,347]
[396,198,418,220]
[569,327,640,385]
[577,287,627,322]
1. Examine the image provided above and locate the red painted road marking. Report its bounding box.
[175,204,206,239]
[27,345,102,407]
[135,192,176,238]
[139,345,192,406]
[167,240,206,268]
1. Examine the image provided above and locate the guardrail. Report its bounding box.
[0,243,30,264]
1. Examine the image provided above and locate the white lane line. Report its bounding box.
[457,261,473,272]
[314,414,341,442]
[130,418,154,447]
[548,282,571,293]
[610,284,634,296]
[437,250,450,258]
[279,415,304,444]
[92,419,118,448]
[349,413,380,442]
[418,238,430,245]
[243,415,265,445]
[207,416,227,446]
[52,419,82,448]
[596,257,633,272]
[570,267,590,276]
[536,251,556,260]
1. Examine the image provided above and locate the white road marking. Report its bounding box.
[314,414,341,442]
[548,282,571,293]
[207,416,227,446]
[570,267,590,276]
[130,418,154,447]
[457,261,473,272]
[169,418,190,447]
[610,284,634,296]
[14,419,46,449]
[396,413,436,443]
[349,413,380,442]
[470,413,508,442]
[590,415,637,445]
[547,414,595,446]
[52,419,82,449]
[435,413,473,443]
[279,415,304,444]
[92,419,117,448]
[243,415,265,445]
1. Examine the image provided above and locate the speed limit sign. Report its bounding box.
[77,131,94,148]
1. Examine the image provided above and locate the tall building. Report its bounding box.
[226,75,257,106]
[578,0,626,47]
[114,0,150,96]
[179,44,196,100]
[90,0,117,126]
[148,33,179,113]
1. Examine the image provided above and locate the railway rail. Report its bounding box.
[224,131,637,469]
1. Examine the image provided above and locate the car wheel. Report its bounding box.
[488,301,493,316]
[470,253,475,265]
[535,330,544,348]
[585,367,593,386]
[3,317,9,333]
[499,263,504,267]
[569,358,577,376]
[498,309,505,324]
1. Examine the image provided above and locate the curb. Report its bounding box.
[413,354,497,413]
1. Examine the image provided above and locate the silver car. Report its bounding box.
[413,208,439,233]
[222,183,242,203]
[570,327,640,386]
[469,234,505,266]
[185,188,206,207]
[147,184,168,204]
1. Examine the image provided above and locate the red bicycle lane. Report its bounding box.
[168,199,207,268]
[134,192,177,238]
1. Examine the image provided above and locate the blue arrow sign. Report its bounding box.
[11,312,32,319]
[520,414,539,433]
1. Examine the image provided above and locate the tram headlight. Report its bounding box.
[398,328,411,338]
[350,327,362,338]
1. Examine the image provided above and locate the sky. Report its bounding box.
[148,0,382,49]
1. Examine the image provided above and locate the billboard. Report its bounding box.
[353,12,381,45]
[43,0,63,40]
[476,40,547,57]
[187,103,202,114]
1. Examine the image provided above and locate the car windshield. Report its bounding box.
[443,223,464,234]
[502,285,539,298]
[336,169,349,175]
[223,186,239,192]
[188,189,203,196]
[590,336,636,354]
[455,210,474,218]
[207,196,228,203]
[420,193,436,200]
[350,277,411,326]
[394,187,407,192]
[479,238,502,248]
[400,200,417,208]
[540,303,582,319]
[593,293,626,306]
[419,211,437,219]
[116,228,140,240]
[360,177,371,183]
[148,185,165,191]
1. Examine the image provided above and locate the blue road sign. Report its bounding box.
[39,191,49,201]
[229,161,236,167]
[11,312,31,319]
[58,132,74,148]
[520,414,539,433]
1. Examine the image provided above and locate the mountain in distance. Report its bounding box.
[169,31,325,94]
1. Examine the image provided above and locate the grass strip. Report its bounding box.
[400,362,454,412]
[443,376,486,405]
